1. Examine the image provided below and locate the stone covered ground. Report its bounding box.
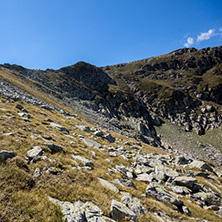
[1,91,222,222]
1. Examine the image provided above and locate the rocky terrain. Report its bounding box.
[0,46,222,221]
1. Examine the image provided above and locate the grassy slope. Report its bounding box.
[155,119,222,159]
[0,98,221,221]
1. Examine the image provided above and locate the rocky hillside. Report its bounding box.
[0,87,222,221]
[103,46,222,135]
[0,46,222,221]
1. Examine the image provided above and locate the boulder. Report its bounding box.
[33,168,41,177]
[134,164,153,175]
[15,103,24,110]
[80,138,102,149]
[170,185,191,195]
[18,112,31,118]
[49,197,115,222]
[42,135,52,140]
[134,153,150,165]
[27,146,43,159]
[113,179,137,189]
[108,152,117,157]
[193,192,222,206]
[0,150,17,162]
[110,199,137,221]
[154,165,179,182]
[50,122,69,133]
[174,176,197,189]
[146,182,184,210]
[182,206,191,215]
[72,155,94,167]
[75,125,91,132]
[104,133,115,143]
[45,143,63,153]
[136,173,154,182]
[173,156,191,166]
[98,178,119,193]
[188,160,213,172]
[94,129,104,137]
[115,164,133,177]
[121,196,147,216]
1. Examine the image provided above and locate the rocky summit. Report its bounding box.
[0,46,222,222]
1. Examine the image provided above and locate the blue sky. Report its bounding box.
[0,0,221,69]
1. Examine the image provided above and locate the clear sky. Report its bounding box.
[0,0,221,69]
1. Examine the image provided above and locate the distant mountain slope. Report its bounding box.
[103,46,222,135]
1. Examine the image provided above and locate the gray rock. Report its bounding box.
[49,197,86,222]
[50,122,69,133]
[32,156,41,163]
[126,171,134,179]
[5,132,15,136]
[18,112,31,118]
[215,206,222,218]
[98,178,119,193]
[75,125,91,132]
[146,182,184,209]
[31,134,39,140]
[188,160,213,172]
[48,197,115,222]
[136,173,154,182]
[33,168,41,177]
[131,145,140,150]
[46,167,61,175]
[42,135,52,140]
[173,156,191,166]
[134,164,154,175]
[113,179,136,189]
[174,176,197,189]
[27,146,43,159]
[73,155,94,167]
[154,165,179,182]
[205,205,220,211]
[108,152,117,157]
[44,143,63,153]
[0,150,17,162]
[80,138,102,149]
[182,206,191,215]
[22,118,32,122]
[117,146,127,153]
[170,185,191,195]
[115,164,133,179]
[134,153,152,165]
[110,199,137,221]
[193,192,222,206]
[206,105,214,112]
[138,121,154,137]
[121,196,147,216]
[94,129,104,137]
[104,133,115,143]
[15,103,24,110]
